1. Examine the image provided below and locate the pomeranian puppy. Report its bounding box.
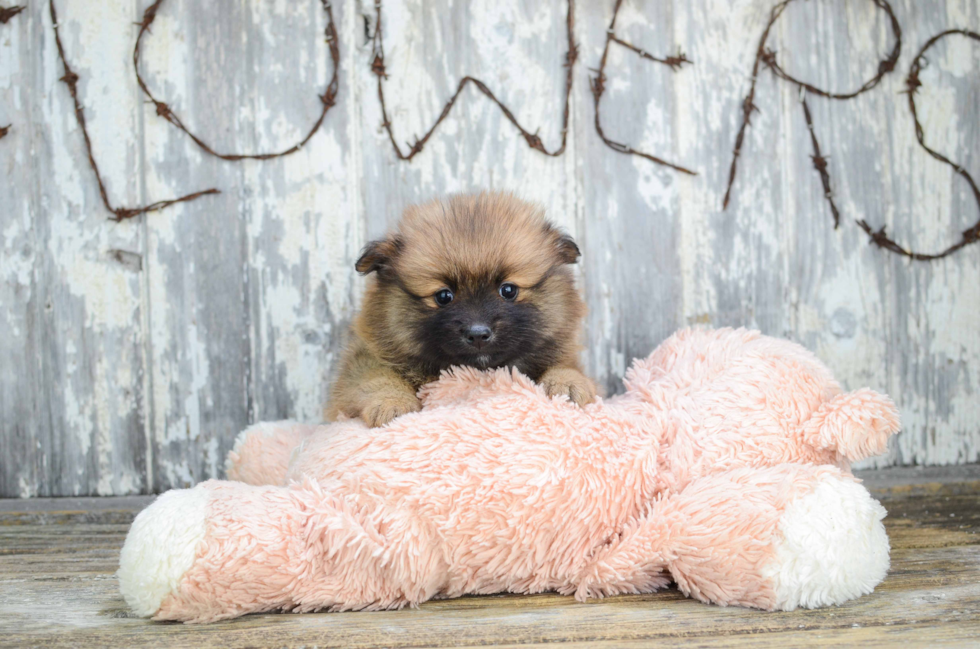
[326,192,595,427]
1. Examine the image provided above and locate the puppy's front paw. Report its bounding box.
[540,368,597,407]
[362,392,421,428]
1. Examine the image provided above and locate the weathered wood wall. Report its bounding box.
[1,0,977,497]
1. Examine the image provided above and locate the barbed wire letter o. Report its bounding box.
[133,0,340,162]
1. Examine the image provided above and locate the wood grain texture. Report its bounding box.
[1,1,149,497]
[0,480,977,647]
[1,0,978,496]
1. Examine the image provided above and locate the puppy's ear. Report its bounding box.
[355,236,403,274]
[555,233,581,264]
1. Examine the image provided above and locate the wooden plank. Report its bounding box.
[239,0,360,426]
[481,624,980,648]
[0,480,977,646]
[0,0,41,499]
[2,0,979,497]
[574,0,688,395]
[0,1,150,497]
[136,0,362,491]
[137,0,258,491]
[857,463,980,492]
[0,548,976,647]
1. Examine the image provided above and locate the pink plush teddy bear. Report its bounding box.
[118,328,900,623]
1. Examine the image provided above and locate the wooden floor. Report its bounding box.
[1,466,978,648]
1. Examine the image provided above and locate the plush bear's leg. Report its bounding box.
[224,421,319,485]
[118,487,211,618]
[119,480,448,622]
[573,464,889,611]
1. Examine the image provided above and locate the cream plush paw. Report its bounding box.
[118,487,210,618]
[762,474,890,610]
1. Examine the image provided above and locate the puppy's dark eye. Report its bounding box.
[434,289,454,307]
[499,283,518,301]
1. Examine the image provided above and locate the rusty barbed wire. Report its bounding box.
[34,0,980,260]
[854,28,980,261]
[48,0,219,221]
[723,0,902,213]
[591,0,696,175]
[725,0,976,261]
[759,0,900,235]
[0,4,24,24]
[715,0,979,262]
[370,0,577,161]
[1,5,25,141]
[722,1,786,211]
[133,0,340,161]
[800,95,841,228]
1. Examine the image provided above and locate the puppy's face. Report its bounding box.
[356,193,584,379]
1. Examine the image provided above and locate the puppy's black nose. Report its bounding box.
[463,323,493,350]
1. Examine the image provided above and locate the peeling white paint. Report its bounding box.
[1,0,978,496]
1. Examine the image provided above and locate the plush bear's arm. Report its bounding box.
[417,366,541,409]
[225,421,319,486]
[573,464,889,611]
[802,389,900,463]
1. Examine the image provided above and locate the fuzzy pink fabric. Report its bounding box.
[146,328,899,622]
[224,421,318,485]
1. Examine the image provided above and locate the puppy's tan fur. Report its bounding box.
[326,192,595,427]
